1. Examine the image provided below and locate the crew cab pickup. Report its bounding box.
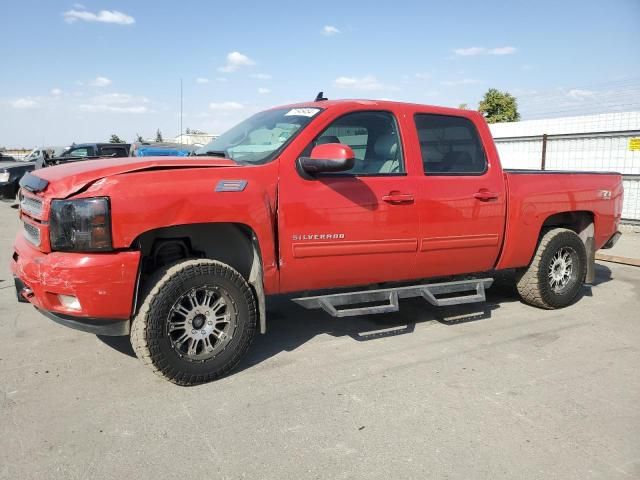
[11,99,623,385]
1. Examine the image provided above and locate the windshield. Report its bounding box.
[23,149,40,161]
[194,107,323,164]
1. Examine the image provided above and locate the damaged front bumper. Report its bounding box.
[11,234,140,336]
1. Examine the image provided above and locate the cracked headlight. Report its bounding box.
[50,197,112,251]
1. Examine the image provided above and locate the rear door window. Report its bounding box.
[415,114,487,175]
[100,146,128,157]
[65,146,95,158]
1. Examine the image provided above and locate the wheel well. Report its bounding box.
[541,211,594,241]
[133,223,256,279]
[131,222,268,334]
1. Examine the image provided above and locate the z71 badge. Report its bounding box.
[292,233,345,241]
[599,190,612,200]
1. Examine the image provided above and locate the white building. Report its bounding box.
[171,133,217,147]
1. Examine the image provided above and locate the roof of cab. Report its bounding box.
[272,98,481,118]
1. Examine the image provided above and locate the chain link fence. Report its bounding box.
[490,112,640,222]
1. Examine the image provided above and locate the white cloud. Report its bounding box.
[89,76,112,87]
[453,46,517,56]
[63,9,135,25]
[440,78,479,86]
[218,51,255,73]
[196,77,210,84]
[334,75,384,91]
[250,73,272,80]
[258,88,270,94]
[488,46,517,55]
[215,77,228,82]
[50,88,63,96]
[73,3,86,9]
[414,72,432,80]
[79,92,149,113]
[10,98,39,109]
[79,104,147,113]
[453,47,485,56]
[91,93,149,104]
[567,89,596,100]
[322,25,340,36]
[209,101,244,111]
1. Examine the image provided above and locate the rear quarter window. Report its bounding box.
[100,146,128,157]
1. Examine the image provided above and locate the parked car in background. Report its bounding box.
[130,142,194,157]
[40,143,131,168]
[23,146,68,164]
[0,152,35,200]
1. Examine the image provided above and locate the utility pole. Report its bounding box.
[180,78,183,146]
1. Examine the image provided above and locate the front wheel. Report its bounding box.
[515,228,587,309]
[131,259,257,385]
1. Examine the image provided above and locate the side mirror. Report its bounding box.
[299,143,355,175]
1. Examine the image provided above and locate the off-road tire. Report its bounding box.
[515,228,587,309]
[131,259,257,385]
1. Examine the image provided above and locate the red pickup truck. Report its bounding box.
[12,98,623,385]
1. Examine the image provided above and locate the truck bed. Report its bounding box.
[496,170,623,270]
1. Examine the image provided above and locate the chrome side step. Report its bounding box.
[292,278,493,318]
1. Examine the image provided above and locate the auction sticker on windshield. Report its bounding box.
[285,108,320,117]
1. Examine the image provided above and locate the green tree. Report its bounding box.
[109,134,123,143]
[155,129,163,142]
[458,103,468,110]
[135,133,144,143]
[478,88,520,123]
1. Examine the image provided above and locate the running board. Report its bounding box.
[292,278,493,318]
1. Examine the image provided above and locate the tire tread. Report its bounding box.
[130,259,257,385]
[515,228,586,309]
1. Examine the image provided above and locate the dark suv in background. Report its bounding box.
[0,153,35,200]
[39,143,131,168]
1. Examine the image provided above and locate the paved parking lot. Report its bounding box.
[1,199,639,480]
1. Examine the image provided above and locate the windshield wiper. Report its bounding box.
[195,150,228,158]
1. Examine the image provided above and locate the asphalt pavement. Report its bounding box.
[1,199,639,480]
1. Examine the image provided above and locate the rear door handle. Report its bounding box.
[473,190,499,201]
[382,192,414,204]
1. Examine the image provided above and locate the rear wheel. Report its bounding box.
[516,228,587,309]
[131,259,257,385]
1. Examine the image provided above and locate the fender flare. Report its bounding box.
[248,238,267,334]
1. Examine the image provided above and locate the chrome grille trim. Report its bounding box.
[23,222,41,247]
[20,194,43,218]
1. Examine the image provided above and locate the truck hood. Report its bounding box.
[26,156,237,198]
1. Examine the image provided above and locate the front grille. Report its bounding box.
[20,193,43,218]
[23,222,41,247]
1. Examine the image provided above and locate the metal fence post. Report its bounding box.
[541,133,548,170]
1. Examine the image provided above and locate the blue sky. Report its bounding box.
[1,0,639,147]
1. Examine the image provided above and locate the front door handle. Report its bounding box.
[382,191,414,204]
[473,190,499,201]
